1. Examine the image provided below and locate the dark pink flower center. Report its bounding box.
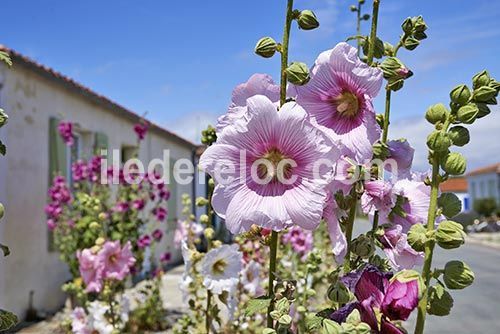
[258,147,293,181]
[331,91,360,118]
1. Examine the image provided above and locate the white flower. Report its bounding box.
[241,260,263,296]
[87,301,114,334]
[179,241,195,302]
[71,307,90,334]
[201,244,242,294]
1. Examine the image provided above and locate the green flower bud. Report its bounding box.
[204,227,215,240]
[98,212,107,221]
[383,42,394,56]
[380,57,412,81]
[448,126,470,147]
[401,17,413,34]
[278,314,292,326]
[0,203,4,220]
[322,319,342,334]
[372,141,389,160]
[443,260,474,290]
[441,152,466,175]
[403,37,419,51]
[89,221,100,230]
[472,70,491,90]
[351,235,375,258]
[359,0,366,4]
[195,197,209,207]
[450,85,471,105]
[407,223,427,252]
[490,79,500,93]
[327,282,350,304]
[427,284,454,316]
[426,131,452,152]
[472,85,497,103]
[350,5,358,12]
[387,78,404,92]
[286,62,310,86]
[255,37,278,58]
[0,109,8,127]
[436,220,465,249]
[362,37,385,59]
[456,104,479,124]
[95,237,105,246]
[438,193,462,218]
[362,14,370,21]
[425,103,448,124]
[413,31,428,41]
[200,214,210,225]
[412,15,427,31]
[476,103,491,119]
[297,10,320,30]
[376,114,384,128]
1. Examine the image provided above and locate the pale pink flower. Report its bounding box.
[361,180,396,221]
[282,226,313,259]
[323,193,348,263]
[77,249,103,293]
[201,95,340,234]
[386,139,415,178]
[295,42,383,162]
[380,225,424,270]
[98,241,136,281]
[391,178,430,232]
[71,307,90,334]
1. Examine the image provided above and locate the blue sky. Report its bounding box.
[1,0,499,168]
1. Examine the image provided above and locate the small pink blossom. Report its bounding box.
[58,121,74,146]
[160,252,171,263]
[282,226,313,259]
[153,207,168,221]
[152,229,163,241]
[137,234,152,249]
[133,122,149,141]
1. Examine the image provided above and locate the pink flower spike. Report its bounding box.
[58,121,74,146]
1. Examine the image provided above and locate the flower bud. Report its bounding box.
[425,103,448,124]
[350,5,358,12]
[401,17,413,34]
[351,235,375,259]
[403,37,419,51]
[372,141,389,160]
[286,62,310,86]
[443,260,474,290]
[0,109,8,127]
[450,85,471,106]
[456,104,479,124]
[426,131,452,152]
[362,37,385,59]
[476,103,491,119]
[413,31,427,41]
[95,237,105,246]
[438,193,462,218]
[380,57,412,81]
[195,197,209,207]
[383,42,394,56]
[441,152,466,175]
[327,282,350,304]
[255,37,278,58]
[200,214,210,225]
[472,85,497,103]
[297,10,319,30]
[362,14,370,21]
[472,70,491,90]
[0,203,4,220]
[387,79,404,92]
[407,223,427,252]
[204,227,214,240]
[89,221,100,230]
[448,126,470,147]
[436,220,465,249]
[359,0,366,4]
[427,284,454,316]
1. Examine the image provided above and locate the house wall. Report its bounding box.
[0,63,196,319]
[467,172,500,205]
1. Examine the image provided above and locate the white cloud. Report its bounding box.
[166,111,218,144]
[390,106,500,172]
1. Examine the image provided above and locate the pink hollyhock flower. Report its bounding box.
[46,219,57,230]
[173,220,203,248]
[77,249,103,293]
[70,307,90,334]
[153,207,168,221]
[361,180,395,221]
[217,73,280,133]
[160,252,171,263]
[48,176,71,203]
[385,139,414,178]
[380,225,424,270]
[45,203,62,219]
[381,275,420,321]
[323,192,348,263]
[133,122,149,141]
[88,156,103,182]
[58,121,74,146]
[200,95,340,234]
[137,234,152,249]
[391,178,430,232]
[98,241,136,281]
[113,201,129,213]
[159,189,170,200]
[282,226,313,259]
[152,229,163,241]
[132,199,145,210]
[72,160,90,182]
[294,42,383,162]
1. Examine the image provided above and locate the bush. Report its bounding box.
[473,198,498,217]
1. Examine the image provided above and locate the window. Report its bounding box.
[470,181,476,200]
[121,146,138,164]
[488,180,495,198]
[66,132,82,185]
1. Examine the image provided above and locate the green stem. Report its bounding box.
[366,0,380,65]
[356,3,361,57]
[382,88,391,143]
[343,198,358,273]
[267,230,279,327]
[205,290,212,333]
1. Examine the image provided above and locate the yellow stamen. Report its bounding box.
[332,92,359,118]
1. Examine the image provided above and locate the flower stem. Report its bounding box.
[382,88,391,143]
[356,2,361,57]
[279,0,294,106]
[205,290,212,334]
[343,197,358,273]
[366,0,380,66]
[267,230,279,327]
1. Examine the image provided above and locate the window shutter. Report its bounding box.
[167,158,178,223]
[48,117,67,181]
[94,132,108,155]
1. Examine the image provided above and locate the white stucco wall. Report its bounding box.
[0,62,196,319]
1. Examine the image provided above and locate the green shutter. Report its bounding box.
[167,158,178,223]
[94,132,108,155]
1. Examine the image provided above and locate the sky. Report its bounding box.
[1,0,499,170]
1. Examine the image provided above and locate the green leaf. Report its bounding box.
[244,297,271,317]
[0,51,12,67]
[305,313,323,330]
[0,141,5,156]
[0,309,18,331]
[0,243,9,257]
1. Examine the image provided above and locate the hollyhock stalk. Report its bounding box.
[266,0,294,327]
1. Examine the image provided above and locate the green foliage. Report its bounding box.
[244,297,272,317]
[473,198,497,217]
[0,309,18,332]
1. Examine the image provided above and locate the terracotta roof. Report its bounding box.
[440,177,468,193]
[0,45,197,149]
[467,163,500,177]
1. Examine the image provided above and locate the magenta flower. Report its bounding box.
[360,180,395,221]
[58,121,74,146]
[71,160,89,182]
[295,42,383,162]
[48,176,71,204]
[216,73,280,133]
[88,156,103,182]
[391,178,430,232]
[160,252,171,263]
[46,219,57,230]
[45,203,62,219]
[380,225,424,270]
[201,95,340,234]
[152,228,163,241]
[385,139,415,178]
[381,275,420,321]
[137,234,152,249]
[153,207,168,221]
[133,122,149,141]
[113,201,129,213]
[77,249,103,293]
[98,240,136,281]
[132,198,145,210]
[281,226,313,259]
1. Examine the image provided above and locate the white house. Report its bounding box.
[440,177,470,212]
[0,46,205,319]
[466,163,500,205]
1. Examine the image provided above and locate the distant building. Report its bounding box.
[440,177,470,212]
[466,163,500,205]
